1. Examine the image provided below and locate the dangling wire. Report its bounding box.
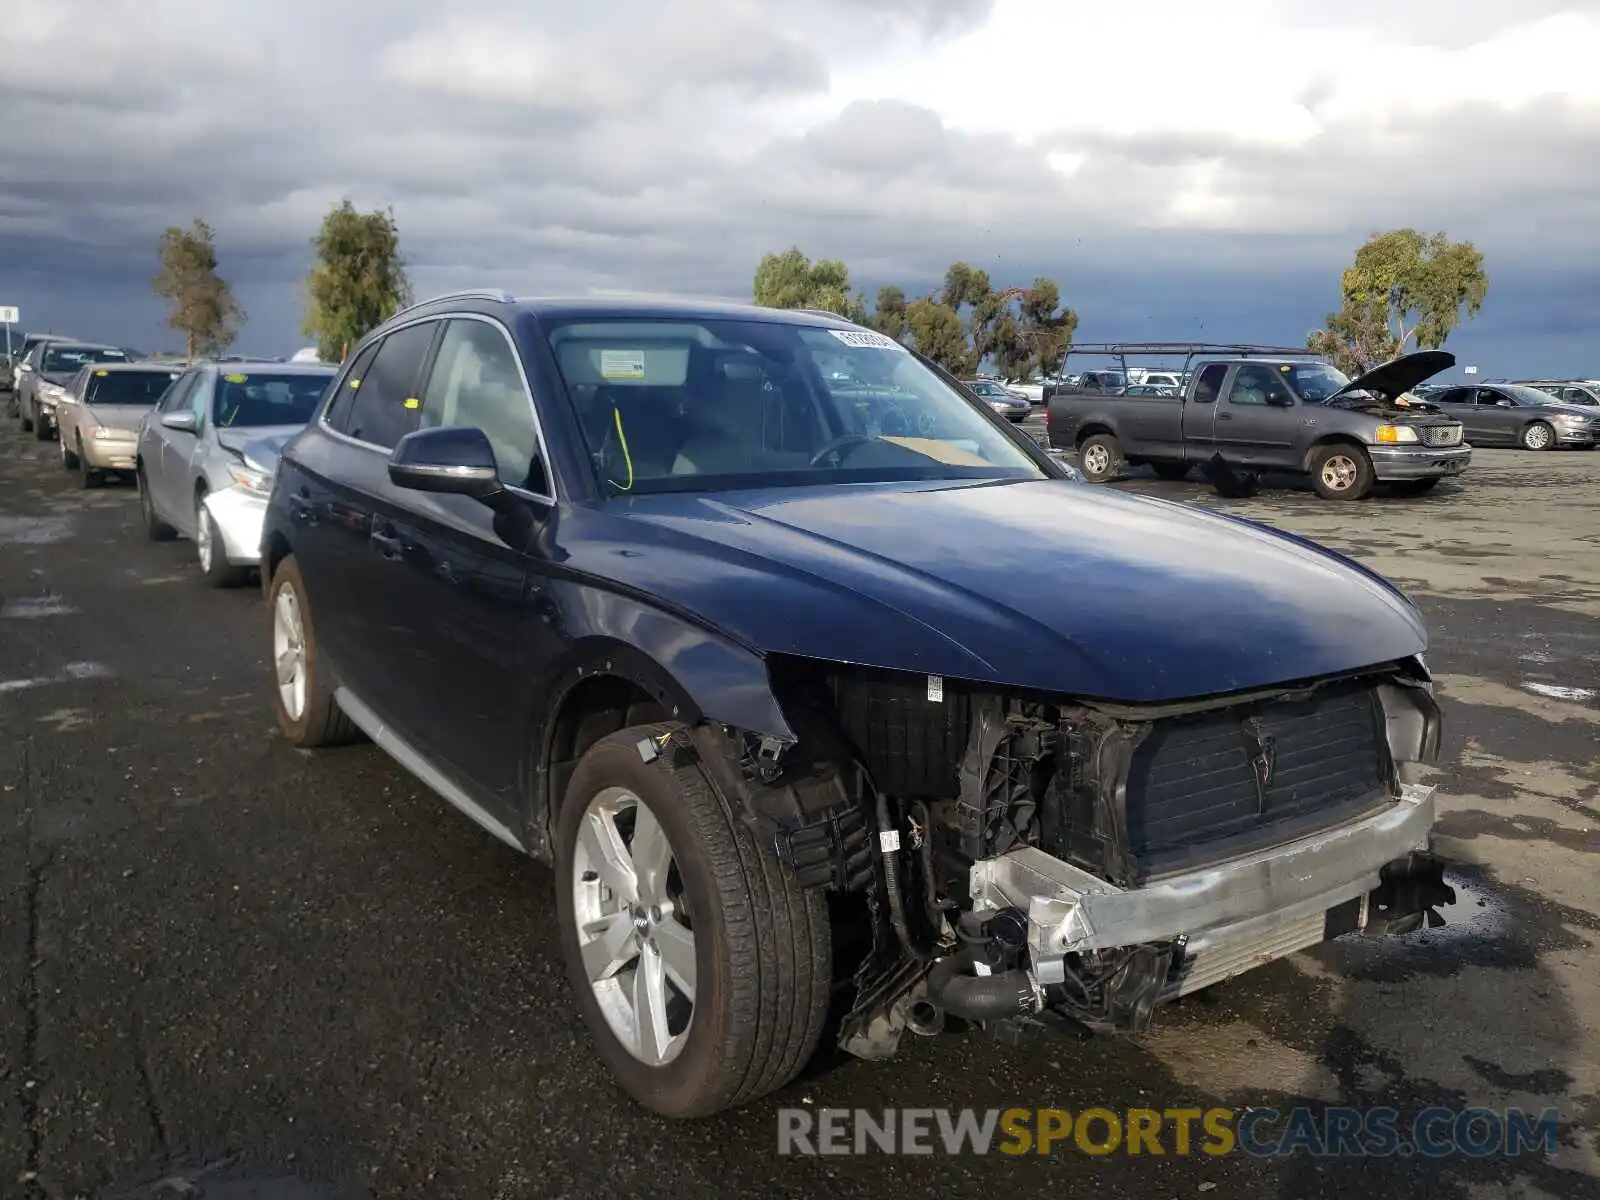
[605,405,634,492]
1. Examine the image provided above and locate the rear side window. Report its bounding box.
[84,369,182,406]
[323,340,382,432]
[1190,363,1228,404]
[341,322,438,448]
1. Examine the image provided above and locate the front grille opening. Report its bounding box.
[1124,681,1391,877]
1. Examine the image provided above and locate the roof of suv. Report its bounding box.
[392,292,861,329]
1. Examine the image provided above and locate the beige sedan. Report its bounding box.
[55,361,183,487]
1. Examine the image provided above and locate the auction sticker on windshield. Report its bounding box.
[829,329,906,351]
[600,349,646,380]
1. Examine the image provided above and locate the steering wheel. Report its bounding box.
[810,434,872,468]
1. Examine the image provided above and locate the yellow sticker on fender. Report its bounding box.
[224,373,247,383]
[403,397,420,409]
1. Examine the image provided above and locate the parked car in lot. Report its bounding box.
[54,361,184,487]
[135,360,336,585]
[258,292,1455,1119]
[1429,383,1599,450]
[14,340,129,436]
[1049,348,1468,498]
[3,332,79,406]
[1516,380,1600,408]
[963,378,1031,421]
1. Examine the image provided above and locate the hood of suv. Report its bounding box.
[582,478,1427,703]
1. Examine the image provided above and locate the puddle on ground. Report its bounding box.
[0,513,72,545]
[0,594,76,618]
[1324,873,1524,983]
[1521,681,1598,703]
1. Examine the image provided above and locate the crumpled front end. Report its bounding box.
[729,654,1455,1057]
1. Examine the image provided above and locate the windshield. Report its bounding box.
[44,345,127,373]
[213,371,333,428]
[1280,362,1355,402]
[1501,384,1567,407]
[545,318,1045,495]
[84,368,180,407]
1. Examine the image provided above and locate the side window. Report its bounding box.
[323,340,382,433]
[1479,388,1509,407]
[343,322,438,448]
[419,319,546,493]
[158,372,196,412]
[1190,363,1228,404]
[68,368,88,399]
[1225,364,1279,405]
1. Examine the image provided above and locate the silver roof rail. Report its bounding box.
[389,289,517,322]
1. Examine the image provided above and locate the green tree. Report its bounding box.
[303,199,413,362]
[752,247,866,321]
[1308,229,1488,375]
[1018,278,1077,378]
[867,285,908,341]
[906,297,973,375]
[151,218,244,363]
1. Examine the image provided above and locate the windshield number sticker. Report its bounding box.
[224,373,248,383]
[600,349,646,380]
[94,370,108,377]
[829,329,906,351]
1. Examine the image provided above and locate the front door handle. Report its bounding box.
[371,528,404,560]
[288,493,318,524]
[1217,412,1234,421]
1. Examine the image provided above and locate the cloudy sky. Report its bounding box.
[2,0,1597,377]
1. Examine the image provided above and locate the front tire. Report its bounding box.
[34,411,51,441]
[268,554,360,747]
[138,466,177,541]
[197,501,248,588]
[1310,444,1374,500]
[1077,434,1124,483]
[554,724,832,1119]
[78,441,101,489]
[1521,421,1554,451]
[61,437,79,470]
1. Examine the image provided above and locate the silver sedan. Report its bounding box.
[134,361,336,586]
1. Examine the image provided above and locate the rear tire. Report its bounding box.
[1077,434,1124,483]
[1310,444,1374,500]
[1150,461,1191,481]
[138,466,177,541]
[268,554,361,748]
[554,724,832,1119]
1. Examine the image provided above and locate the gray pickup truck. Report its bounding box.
[1047,348,1471,499]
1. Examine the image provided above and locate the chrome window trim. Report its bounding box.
[317,311,558,505]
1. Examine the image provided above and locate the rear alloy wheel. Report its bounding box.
[196,500,248,588]
[555,724,831,1118]
[1077,434,1124,483]
[138,467,176,541]
[1310,444,1374,500]
[268,555,360,747]
[1521,421,1554,451]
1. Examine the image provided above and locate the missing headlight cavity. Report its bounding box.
[750,655,1449,1058]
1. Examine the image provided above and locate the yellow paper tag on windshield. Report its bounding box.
[95,370,108,377]
[224,373,247,383]
[349,379,361,389]
[403,397,420,409]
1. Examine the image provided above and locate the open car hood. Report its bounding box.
[1327,350,1455,403]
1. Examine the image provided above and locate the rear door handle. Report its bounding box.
[288,493,318,523]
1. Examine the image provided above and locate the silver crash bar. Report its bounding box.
[968,783,1438,986]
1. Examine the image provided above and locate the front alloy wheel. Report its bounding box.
[1522,422,1554,451]
[573,786,698,1067]
[272,583,309,724]
[555,724,832,1118]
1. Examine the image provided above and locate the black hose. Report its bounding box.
[876,790,939,960]
[925,945,1040,1022]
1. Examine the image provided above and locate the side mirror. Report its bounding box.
[18,362,33,373]
[161,411,200,432]
[389,426,504,501]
